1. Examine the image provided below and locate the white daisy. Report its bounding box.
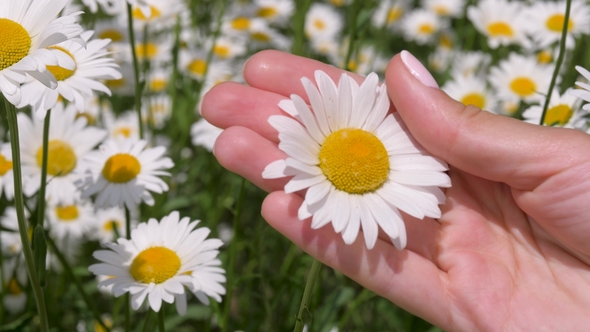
[103,110,141,143]
[523,0,590,49]
[79,139,174,210]
[0,142,15,200]
[211,36,247,60]
[248,19,291,51]
[0,207,30,257]
[92,206,135,243]
[89,211,226,315]
[488,53,554,104]
[450,51,492,79]
[254,0,294,24]
[569,65,590,112]
[262,70,451,250]
[400,9,447,45]
[125,0,186,31]
[372,0,409,29]
[18,102,107,205]
[443,75,498,113]
[142,94,171,130]
[1,258,28,315]
[424,0,465,18]
[191,118,223,152]
[0,0,84,106]
[131,37,173,65]
[146,67,170,93]
[179,49,210,80]
[46,197,96,240]
[467,0,529,49]
[81,0,121,15]
[305,3,343,42]
[19,30,122,119]
[523,89,584,128]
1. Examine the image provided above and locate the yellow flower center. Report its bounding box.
[329,0,344,6]
[418,23,435,35]
[213,45,230,58]
[8,279,22,295]
[251,32,271,42]
[257,7,277,18]
[36,140,77,176]
[98,29,124,42]
[319,128,389,194]
[55,205,79,221]
[510,77,537,97]
[0,18,31,71]
[460,93,486,109]
[544,104,573,126]
[487,22,514,37]
[313,19,326,30]
[537,50,553,64]
[136,42,158,60]
[103,219,121,231]
[231,17,250,30]
[113,127,133,138]
[46,46,76,81]
[130,246,181,284]
[105,78,126,89]
[0,153,13,176]
[149,78,167,92]
[433,5,449,16]
[386,8,403,24]
[187,58,207,76]
[132,5,162,20]
[101,153,141,183]
[76,112,97,125]
[439,34,453,48]
[546,14,573,33]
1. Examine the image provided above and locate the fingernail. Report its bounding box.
[400,50,439,89]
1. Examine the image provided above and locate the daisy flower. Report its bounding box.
[262,70,451,250]
[569,65,590,112]
[91,206,135,243]
[179,49,209,81]
[126,0,186,31]
[0,207,30,256]
[467,0,529,49]
[46,197,97,240]
[523,0,590,49]
[132,37,173,65]
[248,19,291,51]
[89,211,226,314]
[450,51,492,79]
[443,75,498,113]
[0,142,15,200]
[147,67,170,93]
[18,102,107,205]
[142,94,171,130]
[19,30,122,119]
[254,0,294,24]
[1,258,28,315]
[400,9,447,45]
[211,36,247,60]
[79,139,174,210]
[81,0,121,15]
[95,19,128,44]
[424,0,465,18]
[372,0,409,29]
[305,3,343,42]
[488,53,554,104]
[103,111,141,143]
[523,89,583,128]
[0,0,84,106]
[191,118,223,152]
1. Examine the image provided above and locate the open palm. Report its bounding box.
[202,50,590,331]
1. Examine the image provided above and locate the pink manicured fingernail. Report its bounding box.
[400,50,439,89]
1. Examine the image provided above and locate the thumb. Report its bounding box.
[386,50,590,191]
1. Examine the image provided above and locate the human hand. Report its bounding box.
[201,50,590,331]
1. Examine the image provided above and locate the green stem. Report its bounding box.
[141,310,153,332]
[220,178,246,330]
[3,98,49,331]
[126,3,144,140]
[291,0,312,56]
[124,206,132,332]
[46,236,110,332]
[540,0,572,126]
[157,308,166,332]
[37,108,50,227]
[344,0,363,71]
[293,259,322,332]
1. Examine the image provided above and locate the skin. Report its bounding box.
[201,50,590,331]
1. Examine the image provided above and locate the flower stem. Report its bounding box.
[126,3,144,140]
[157,308,166,332]
[293,259,322,332]
[124,206,132,332]
[37,109,50,228]
[540,0,572,126]
[3,97,49,331]
[291,0,312,56]
[220,177,246,330]
[46,235,110,332]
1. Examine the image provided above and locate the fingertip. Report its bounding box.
[200,81,239,128]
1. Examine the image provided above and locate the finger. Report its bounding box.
[243,50,365,100]
[201,81,286,142]
[386,50,590,191]
[261,191,451,328]
[214,126,288,192]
